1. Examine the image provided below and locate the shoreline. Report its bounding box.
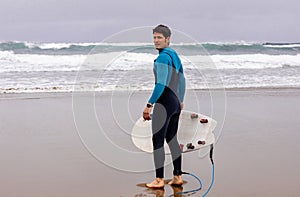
[1,86,300,98]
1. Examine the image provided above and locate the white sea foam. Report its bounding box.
[1,50,300,74]
[23,42,154,49]
[0,51,85,72]
[263,44,300,48]
[185,54,300,69]
[1,42,300,93]
[25,42,72,49]
[24,42,105,49]
[21,41,259,50]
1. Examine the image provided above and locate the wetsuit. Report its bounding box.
[148,47,186,178]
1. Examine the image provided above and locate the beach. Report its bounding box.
[0,88,299,197]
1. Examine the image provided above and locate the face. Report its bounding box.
[153,32,170,50]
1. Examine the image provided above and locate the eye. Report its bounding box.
[153,35,163,39]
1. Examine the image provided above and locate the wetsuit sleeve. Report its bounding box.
[178,71,186,102]
[148,55,170,104]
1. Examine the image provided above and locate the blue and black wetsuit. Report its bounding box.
[148,47,186,178]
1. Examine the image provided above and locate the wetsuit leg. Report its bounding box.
[152,88,181,178]
[165,111,182,176]
[152,103,170,178]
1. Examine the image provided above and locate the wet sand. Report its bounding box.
[0,89,299,197]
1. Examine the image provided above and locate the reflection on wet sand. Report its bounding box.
[136,180,187,197]
[135,186,184,197]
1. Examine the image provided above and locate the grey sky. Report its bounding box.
[0,0,299,42]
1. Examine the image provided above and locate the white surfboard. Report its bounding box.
[132,110,217,154]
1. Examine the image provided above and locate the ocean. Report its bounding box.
[1,41,300,93]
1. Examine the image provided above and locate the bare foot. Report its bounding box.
[168,175,183,186]
[146,178,165,188]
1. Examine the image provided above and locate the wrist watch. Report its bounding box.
[146,103,153,108]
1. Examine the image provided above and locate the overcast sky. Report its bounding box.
[0,0,299,43]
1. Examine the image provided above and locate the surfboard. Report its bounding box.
[132,110,217,154]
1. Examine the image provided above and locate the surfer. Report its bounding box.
[143,24,186,188]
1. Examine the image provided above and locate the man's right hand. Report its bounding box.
[143,107,152,120]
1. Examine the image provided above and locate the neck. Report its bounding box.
[157,46,169,52]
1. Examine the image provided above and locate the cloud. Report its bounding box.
[0,0,299,42]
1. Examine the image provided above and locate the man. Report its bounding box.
[143,24,186,188]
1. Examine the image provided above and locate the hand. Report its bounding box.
[180,102,184,110]
[143,107,152,121]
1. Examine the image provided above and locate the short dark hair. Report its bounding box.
[153,24,171,38]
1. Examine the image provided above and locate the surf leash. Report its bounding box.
[202,144,215,197]
[168,144,215,197]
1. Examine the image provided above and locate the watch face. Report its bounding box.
[147,103,153,108]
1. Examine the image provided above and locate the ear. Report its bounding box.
[166,36,170,45]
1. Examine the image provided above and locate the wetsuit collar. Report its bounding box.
[158,47,170,53]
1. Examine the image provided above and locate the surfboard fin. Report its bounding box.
[197,140,206,145]
[190,113,198,119]
[187,143,195,149]
[200,118,208,123]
